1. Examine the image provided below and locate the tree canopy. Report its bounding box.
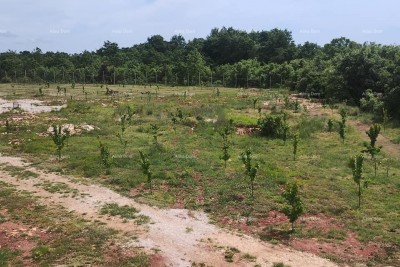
[1,27,400,119]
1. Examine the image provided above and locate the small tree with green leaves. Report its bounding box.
[338,109,347,143]
[281,182,304,232]
[139,151,152,192]
[338,121,345,143]
[220,119,235,138]
[328,98,336,113]
[362,124,382,176]
[51,125,69,161]
[150,124,161,144]
[97,137,112,175]
[5,119,12,133]
[294,99,300,113]
[252,98,259,110]
[219,132,231,169]
[240,148,260,199]
[170,108,184,133]
[327,119,334,132]
[351,154,367,208]
[171,116,178,133]
[116,113,129,153]
[292,133,299,161]
[281,113,290,145]
[382,108,390,133]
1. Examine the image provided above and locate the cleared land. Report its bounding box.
[0,83,399,266]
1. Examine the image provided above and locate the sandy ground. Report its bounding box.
[0,155,339,267]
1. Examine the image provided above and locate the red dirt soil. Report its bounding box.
[218,211,384,264]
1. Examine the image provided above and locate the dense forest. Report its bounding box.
[1,27,399,120]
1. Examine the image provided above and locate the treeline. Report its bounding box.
[0,27,399,119]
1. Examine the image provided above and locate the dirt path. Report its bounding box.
[348,120,400,158]
[0,155,339,267]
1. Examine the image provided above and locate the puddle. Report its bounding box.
[0,99,66,114]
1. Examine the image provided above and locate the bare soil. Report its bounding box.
[0,98,66,114]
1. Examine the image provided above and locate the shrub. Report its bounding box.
[257,114,285,138]
[360,89,384,120]
[67,100,91,114]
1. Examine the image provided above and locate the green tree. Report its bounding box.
[97,137,112,175]
[327,119,334,132]
[240,148,260,199]
[139,151,152,192]
[281,182,304,232]
[150,124,161,144]
[338,109,347,143]
[51,125,69,161]
[351,154,367,208]
[362,124,382,176]
[292,133,299,161]
[219,131,231,169]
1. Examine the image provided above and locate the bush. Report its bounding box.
[257,114,285,138]
[360,89,384,120]
[67,100,91,114]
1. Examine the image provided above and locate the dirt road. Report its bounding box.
[0,155,339,267]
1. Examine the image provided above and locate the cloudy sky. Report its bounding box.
[0,0,398,53]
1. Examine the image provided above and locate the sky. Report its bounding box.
[0,0,398,53]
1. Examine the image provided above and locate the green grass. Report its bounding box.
[100,203,139,219]
[0,249,21,267]
[39,181,79,196]
[100,203,150,225]
[1,165,39,179]
[240,252,257,262]
[1,84,400,265]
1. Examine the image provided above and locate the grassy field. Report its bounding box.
[0,83,399,266]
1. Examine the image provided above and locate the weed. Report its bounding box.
[100,203,139,220]
[32,245,51,261]
[240,253,257,262]
[224,247,240,262]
